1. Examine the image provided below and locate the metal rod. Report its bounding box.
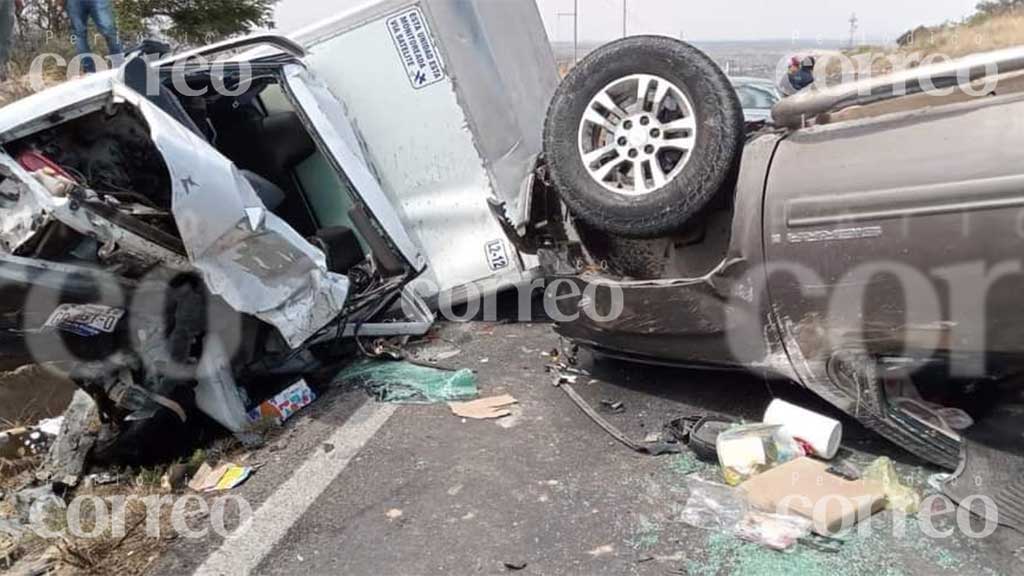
[622,0,627,38]
[772,45,1024,129]
[574,0,579,63]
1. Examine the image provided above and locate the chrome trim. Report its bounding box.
[786,173,1024,227]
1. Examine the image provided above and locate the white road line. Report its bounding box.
[194,401,397,576]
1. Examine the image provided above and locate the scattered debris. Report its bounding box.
[599,400,625,415]
[248,380,318,425]
[740,457,886,535]
[161,463,190,492]
[826,460,862,482]
[717,423,804,486]
[86,471,122,487]
[665,415,738,462]
[668,452,709,476]
[681,476,749,533]
[188,462,254,493]
[733,510,814,551]
[554,373,679,456]
[763,399,843,459]
[434,350,462,362]
[587,544,614,557]
[449,395,519,420]
[340,360,478,404]
[683,475,835,552]
[38,391,99,488]
[863,457,922,514]
[0,427,54,461]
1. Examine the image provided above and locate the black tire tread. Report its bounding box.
[543,36,745,238]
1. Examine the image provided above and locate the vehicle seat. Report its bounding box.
[122,57,208,141]
[241,170,286,212]
[218,111,315,187]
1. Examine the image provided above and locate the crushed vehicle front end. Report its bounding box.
[0,45,430,465]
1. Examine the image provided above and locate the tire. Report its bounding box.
[543,36,745,238]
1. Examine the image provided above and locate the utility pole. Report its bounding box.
[848,13,859,49]
[574,0,579,62]
[557,0,579,64]
[622,0,628,38]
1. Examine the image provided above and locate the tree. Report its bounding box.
[116,0,279,44]
[18,0,278,45]
[975,0,1024,17]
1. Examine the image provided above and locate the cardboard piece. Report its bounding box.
[188,462,254,492]
[449,395,518,420]
[188,462,220,493]
[739,457,886,535]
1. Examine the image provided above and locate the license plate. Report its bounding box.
[45,304,125,337]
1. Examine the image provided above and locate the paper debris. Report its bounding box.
[189,462,254,492]
[449,395,519,420]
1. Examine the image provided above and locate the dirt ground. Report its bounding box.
[0,364,77,424]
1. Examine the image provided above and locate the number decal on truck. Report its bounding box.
[387,7,447,90]
[45,304,124,337]
[486,239,510,272]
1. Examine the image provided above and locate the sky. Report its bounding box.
[273,0,981,43]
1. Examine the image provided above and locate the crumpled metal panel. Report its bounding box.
[0,151,190,273]
[115,85,350,348]
[0,176,48,253]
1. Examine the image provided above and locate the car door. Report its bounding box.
[149,44,434,342]
[765,93,1024,385]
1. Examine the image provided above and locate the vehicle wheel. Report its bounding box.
[543,36,744,238]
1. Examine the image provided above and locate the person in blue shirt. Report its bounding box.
[780,55,816,96]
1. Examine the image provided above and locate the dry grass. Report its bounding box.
[829,11,1024,80]
[0,66,65,107]
[907,12,1024,59]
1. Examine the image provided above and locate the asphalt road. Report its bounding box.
[152,322,1024,576]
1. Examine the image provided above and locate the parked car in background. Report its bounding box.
[730,76,781,125]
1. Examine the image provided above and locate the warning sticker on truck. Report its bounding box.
[387,7,446,90]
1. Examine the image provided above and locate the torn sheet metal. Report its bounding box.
[195,334,252,433]
[115,85,350,348]
[0,175,49,253]
[0,152,190,270]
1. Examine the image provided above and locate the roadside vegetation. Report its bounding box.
[836,2,1024,79]
[0,0,279,106]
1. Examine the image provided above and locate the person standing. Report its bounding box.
[780,55,816,97]
[66,0,124,73]
[0,0,22,82]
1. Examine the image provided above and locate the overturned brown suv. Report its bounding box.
[514,37,1024,531]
